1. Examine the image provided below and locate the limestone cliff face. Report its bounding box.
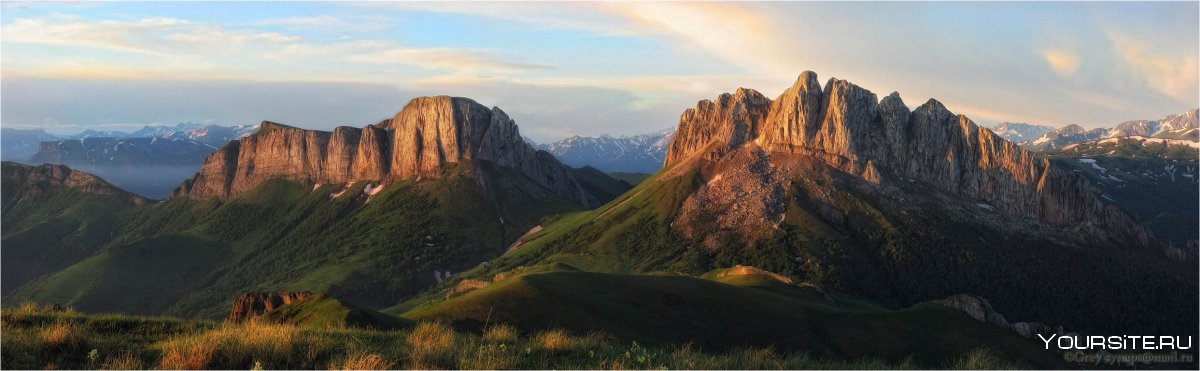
[664,71,1155,249]
[174,97,599,207]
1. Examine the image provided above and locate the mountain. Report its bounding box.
[62,123,258,145]
[28,137,219,199]
[67,129,134,139]
[4,96,626,319]
[413,71,1195,341]
[1039,136,1199,248]
[1,162,148,295]
[174,97,601,207]
[1020,109,1198,150]
[1020,124,1107,150]
[128,122,258,147]
[536,129,675,173]
[12,123,259,198]
[0,128,60,162]
[989,122,1054,143]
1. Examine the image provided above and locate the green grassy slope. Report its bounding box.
[408,156,1197,338]
[605,171,653,186]
[1,163,147,295]
[7,161,591,319]
[403,269,1061,368]
[570,166,633,202]
[257,294,411,330]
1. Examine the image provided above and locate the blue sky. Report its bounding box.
[2,2,1196,141]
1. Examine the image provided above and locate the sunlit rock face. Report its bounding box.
[174,96,599,208]
[664,70,1154,249]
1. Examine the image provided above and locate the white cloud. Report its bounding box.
[1106,30,1199,105]
[3,14,553,81]
[1043,50,1081,78]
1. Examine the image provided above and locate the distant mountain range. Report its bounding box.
[2,123,258,198]
[990,122,1056,143]
[2,123,258,162]
[535,129,675,173]
[1001,109,1198,150]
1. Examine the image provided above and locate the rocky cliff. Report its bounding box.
[664,71,1155,250]
[174,97,599,207]
[225,291,314,322]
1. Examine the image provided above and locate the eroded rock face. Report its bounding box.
[663,71,1158,250]
[225,291,314,322]
[174,97,599,207]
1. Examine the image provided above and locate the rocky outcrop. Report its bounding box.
[225,291,314,322]
[1,161,148,205]
[663,71,1158,250]
[174,97,599,207]
[932,295,1056,340]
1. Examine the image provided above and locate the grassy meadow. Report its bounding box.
[0,303,1021,370]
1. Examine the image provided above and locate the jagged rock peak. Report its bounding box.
[174,96,600,207]
[662,70,1158,250]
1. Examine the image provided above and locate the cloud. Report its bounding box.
[1042,50,1081,78]
[1106,30,1199,105]
[253,15,389,32]
[2,14,298,56]
[3,14,551,81]
[366,2,650,37]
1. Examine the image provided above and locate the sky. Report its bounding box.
[1,2,1197,142]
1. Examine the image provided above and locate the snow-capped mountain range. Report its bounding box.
[2,123,258,162]
[990,122,1056,143]
[1008,109,1198,151]
[536,128,675,173]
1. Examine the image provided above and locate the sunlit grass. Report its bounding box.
[1,304,1023,370]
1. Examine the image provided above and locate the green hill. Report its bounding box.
[1,162,148,295]
[256,294,411,330]
[412,156,1197,338]
[4,161,612,319]
[401,268,1062,368]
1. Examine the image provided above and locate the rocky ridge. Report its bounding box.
[1,161,148,205]
[664,71,1156,251]
[174,96,600,207]
[225,291,314,322]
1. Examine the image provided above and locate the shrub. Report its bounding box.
[533,329,613,353]
[482,323,518,343]
[331,351,394,370]
[459,343,517,370]
[405,322,456,369]
[101,352,143,370]
[159,335,217,370]
[159,320,299,369]
[40,320,86,351]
